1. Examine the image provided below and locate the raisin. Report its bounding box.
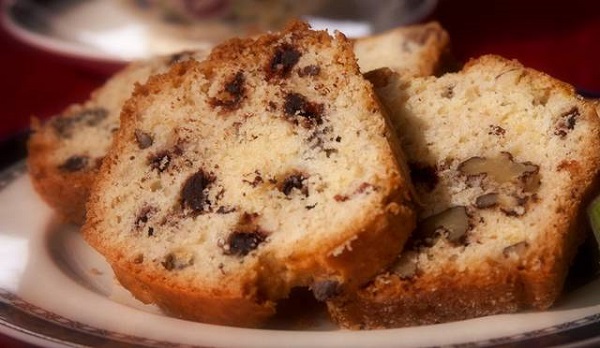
[180,170,215,213]
[267,43,301,79]
[311,280,340,301]
[281,173,308,196]
[284,93,324,128]
[210,71,246,111]
[59,155,89,172]
[224,230,266,256]
[135,129,153,149]
[408,162,439,192]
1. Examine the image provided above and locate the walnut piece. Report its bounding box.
[391,251,419,279]
[458,152,539,186]
[503,241,529,258]
[458,152,540,216]
[417,206,470,244]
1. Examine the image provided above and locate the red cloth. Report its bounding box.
[433,0,600,94]
[1,0,599,346]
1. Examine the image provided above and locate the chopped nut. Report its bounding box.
[391,251,419,279]
[475,192,499,209]
[458,152,540,189]
[417,206,471,244]
[499,195,528,216]
[503,241,529,258]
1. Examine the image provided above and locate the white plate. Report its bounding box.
[1,161,600,347]
[1,0,438,65]
[1,0,215,64]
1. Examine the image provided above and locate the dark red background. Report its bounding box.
[1,0,599,346]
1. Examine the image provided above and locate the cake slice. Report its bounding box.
[27,50,208,224]
[327,55,600,329]
[353,21,450,76]
[82,21,415,327]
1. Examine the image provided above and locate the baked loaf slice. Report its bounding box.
[327,55,600,329]
[83,21,415,327]
[353,21,450,77]
[27,50,208,224]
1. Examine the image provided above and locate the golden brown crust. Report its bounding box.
[111,263,276,327]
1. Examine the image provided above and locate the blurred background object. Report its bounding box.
[1,0,438,65]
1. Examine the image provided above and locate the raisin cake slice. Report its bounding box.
[83,21,415,327]
[27,50,208,224]
[353,21,450,77]
[327,55,600,329]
